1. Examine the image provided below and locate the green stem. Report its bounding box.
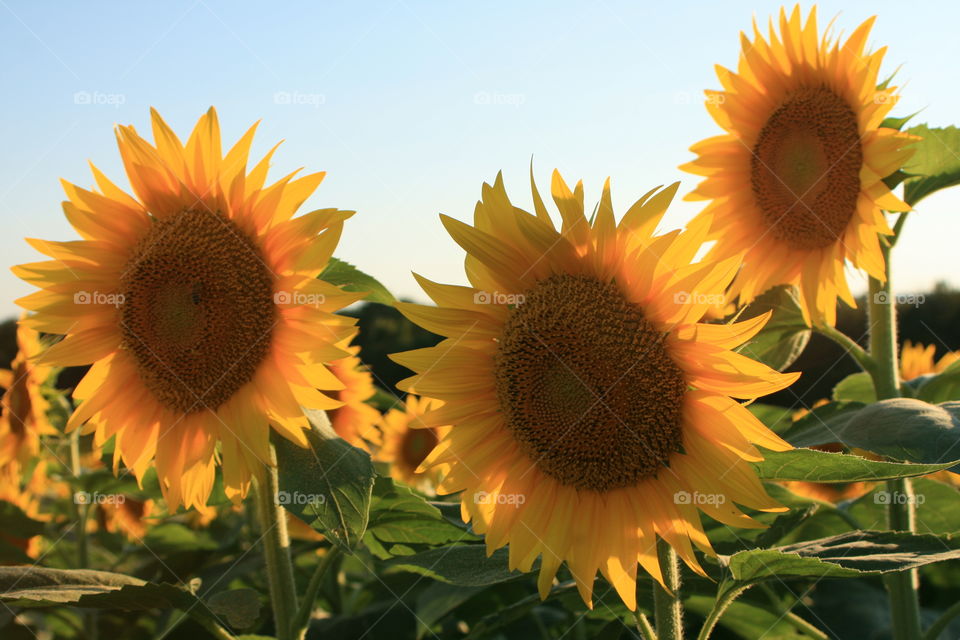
[291,545,341,636]
[923,600,960,640]
[814,323,878,378]
[653,540,684,640]
[758,584,828,640]
[867,241,922,640]
[635,611,658,640]
[696,583,751,640]
[69,430,96,640]
[254,447,299,640]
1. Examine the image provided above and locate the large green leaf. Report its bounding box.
[832,372,876,403]
[839,398,960,471]
[779,400,865,447]
[902,124,960,206]
[754,447,958,482]
[916,360,960,403]
[723,530,960,581]
[384,546,533,586]
[734,285,810,371]
[274,409,376,552]
[366,477,478,547]
[320,257,396,305]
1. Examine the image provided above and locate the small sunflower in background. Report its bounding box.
[0,318,55,472]
[13,108,363,511]
[900,341,960,382]
[682,5,916,326]
[371,394,448,493]
[327,334,382,450]
[96,496,157,542]
[391,170,798,609]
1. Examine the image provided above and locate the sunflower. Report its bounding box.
[900,341,960,382]
[96,497,157,541]
[0,318,54,471]
[390,171,799,608]
[327,334,381,449]
[371,394,448,491]
[681,6,916,326]
[13,108,363,511]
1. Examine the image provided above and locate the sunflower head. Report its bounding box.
[391,170,799,608]
[13,108,364,511]
[682,5,917,326]
[371,394,448,492]
[327,334,381,450]
[0,318,54,471]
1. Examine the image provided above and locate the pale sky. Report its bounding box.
[2,1,958,319]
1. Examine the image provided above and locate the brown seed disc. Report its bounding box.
[401,428,439,472]
[493,274,687,492]
[120,209,275,413]
[751,86,863,250]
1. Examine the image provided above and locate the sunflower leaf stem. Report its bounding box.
[814,324,877,377]
[757,583,828,639]
[890,211,910,248]
[254,448,300,640]
[635,611,658,640]
[696,582,752,640]
[69,429,97,640]
[291,544,341,636]
[867,245,922,640]
[653,540,684,640]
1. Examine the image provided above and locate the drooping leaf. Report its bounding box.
[722,530,960,581]
[754,447,958,482]
[367,477,478,547]
[734,285,810,371]
[320,257,396,305]
[274,409,376,552]
[902,124,960,206]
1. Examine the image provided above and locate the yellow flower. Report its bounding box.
[96,497,156,541]
[0,318,54,472]
[682,6,915,326]
[900,341,960,382]
[391,171,798,609]
[13,108,363,510]
[327,335,381,450]
[371,394,448,492]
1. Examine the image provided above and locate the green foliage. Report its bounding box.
[902,125,960,206]
[321,257,396,305]
[274,409,376,553]
[754,447,958,482]
[734,285,810,372]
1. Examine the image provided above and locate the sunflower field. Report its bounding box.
[4,3,960,640]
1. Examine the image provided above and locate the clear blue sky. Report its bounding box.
[2,1,958,319]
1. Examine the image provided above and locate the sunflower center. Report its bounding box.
[493,274,687,493]
[751,86,862,250]
[120,209,275,413]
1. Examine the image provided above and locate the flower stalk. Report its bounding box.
[653,540,684,640]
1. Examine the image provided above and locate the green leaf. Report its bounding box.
[384,546,533,586]
[722,530,960,581]
[274,409,376,552]
[0,567,194,610]
[754,447,958,482]
[320,257,396,305]
[464,582,578,640]
[684,596,816,639]
[838,398,960,470]
[367,477,478,546]
[747,403,795,434]
[902,124,960,206]
[832,371,876,403]
[734,286,810,372]
[778,400,866,448]
[206,589,261,630]
[143,522,219,553]
[414,582,484,639]
[916,360,960,403]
